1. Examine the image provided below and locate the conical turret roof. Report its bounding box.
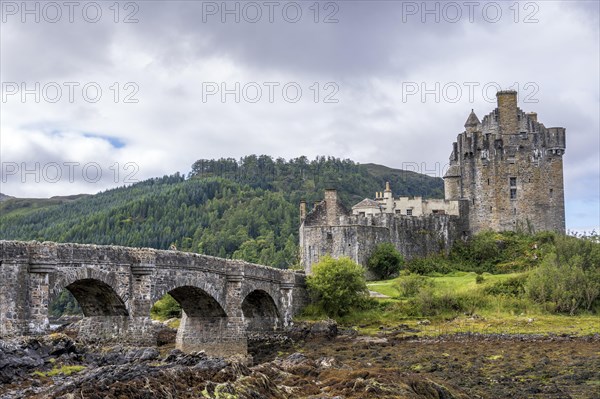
[464,109,480,127]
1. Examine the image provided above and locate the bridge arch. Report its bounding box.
[166,285,227,317]
[241,289,281,332]
[62,279,128,316]
[152,276,227,315]
[49,267,129,317]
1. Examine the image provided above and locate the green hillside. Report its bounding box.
[0,155,443,268]
[0,195,89,218]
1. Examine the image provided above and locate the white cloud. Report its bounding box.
[1,0,598,230]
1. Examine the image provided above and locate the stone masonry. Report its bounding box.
[444,90,566,233]
[0,240,307,357]
[300,91,566,273]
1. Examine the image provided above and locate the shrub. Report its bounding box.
[393,274,433,298]
[408,287,488,317]
[526,253,600,314]
[306,256,370,317]
[484,274,528,297]
[405,255,453,275]
[475,274,485,284]
[367,243,404,279]
[450,231,547,273]
[151,294,182,320]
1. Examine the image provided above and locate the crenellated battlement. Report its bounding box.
[300,90,566,274]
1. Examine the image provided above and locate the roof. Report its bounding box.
[444,164,461,178]
[352,198,381,209]
[464,109,481,127]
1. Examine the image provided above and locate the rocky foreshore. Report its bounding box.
[1,322,598,399]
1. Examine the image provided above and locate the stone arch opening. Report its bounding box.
[168,286,226,317]
[150,286,227,347]
[242,290,281,332]
[64,278,128,317]
[161,286,231,354]
[48,289,83,327]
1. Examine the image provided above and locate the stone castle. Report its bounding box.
[299,90,566,273]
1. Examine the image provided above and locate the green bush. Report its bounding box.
[526,253,600,314]
[408,288,488,317]
[392,274,433,298]
[306,256,370,317]
[450,231,557,274]
[405,255,453,275]
[150,294,182,321]
[367,243,404,279]
[484,274,528,297]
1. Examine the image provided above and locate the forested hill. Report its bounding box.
[0,155,443,268]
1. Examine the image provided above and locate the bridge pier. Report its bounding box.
[176,313,246,357]
[175,270,247,357]
[0,262,30,337]
[1,241,307,357]
[77,316,156,346]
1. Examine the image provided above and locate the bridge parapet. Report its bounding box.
[0,240,307,357]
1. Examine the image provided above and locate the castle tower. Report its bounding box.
[443,90,566,233]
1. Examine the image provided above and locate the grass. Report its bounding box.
[33,365,86,378]
[317,271,600,337]
[367,271,523,297]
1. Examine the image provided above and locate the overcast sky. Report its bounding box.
[1,0,598,232]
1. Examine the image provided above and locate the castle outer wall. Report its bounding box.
[299,190,469,274]
[300,90,566,273]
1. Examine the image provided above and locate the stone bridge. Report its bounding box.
[0,241,307,357]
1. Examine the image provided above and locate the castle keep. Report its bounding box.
[300,90,566,273]
[445,91,566,233]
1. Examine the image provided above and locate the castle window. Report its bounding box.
[487,178,490,185]
[514,208,517,215]
[359,212,365,217]
[326,232,333,240]
[395,210,402,214]
[406,209,413,216]
[549,188,553,197]
[520,132,528,140]
[490,206,493,212]
[510,177,517,200]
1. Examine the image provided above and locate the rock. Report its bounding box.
[310,319,338,338]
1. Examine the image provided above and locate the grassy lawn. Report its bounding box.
[367,271,524,297]
[345,272,600,337]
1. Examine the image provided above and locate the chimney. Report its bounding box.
[324,189,338,226]
[299,200,306,223]
[496,90,518,134]
[383,182,393,213]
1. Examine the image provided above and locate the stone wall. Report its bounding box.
[300,198,469,274]
[0,240,307,357]
[444,90,566,234]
